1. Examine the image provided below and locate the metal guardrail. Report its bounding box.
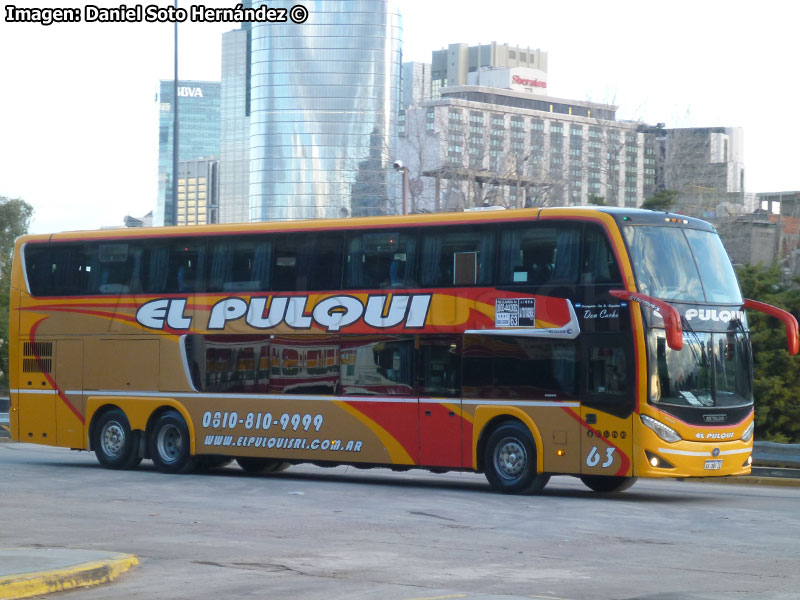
[753,441,800,468]
[0,396,8,437]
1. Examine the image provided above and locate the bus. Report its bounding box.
[8,207,798,493]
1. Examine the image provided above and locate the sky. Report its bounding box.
[1,0,799,234]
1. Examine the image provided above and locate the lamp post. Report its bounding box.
[171,0,179,226]
[393,160,409,215]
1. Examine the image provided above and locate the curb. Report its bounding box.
[0,552,138,600]
[688,475,800,488]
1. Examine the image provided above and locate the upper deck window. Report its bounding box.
[271,233,343,291]
[344,231,417,289]
[25,242,145,296]
[499,223,621,286]
[143,240,205,293]
[420,229,495,286]
[207,237,271,293]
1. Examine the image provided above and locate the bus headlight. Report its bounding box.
[741,422,754,442]
[640,414,681,443]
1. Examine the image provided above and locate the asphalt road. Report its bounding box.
[2,442,800,600]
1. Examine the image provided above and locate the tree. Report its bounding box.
[641,189,680,212]
[588,195,606,206]
[737,264,800,442]
[0,196,34,392]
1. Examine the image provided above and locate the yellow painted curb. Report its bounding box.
[0,554,138,600]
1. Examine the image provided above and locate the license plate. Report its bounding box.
[704,460,723,470]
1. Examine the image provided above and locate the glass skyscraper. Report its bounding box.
[155,80,221,226]
[247,0,402,221]
[219,27,252,224]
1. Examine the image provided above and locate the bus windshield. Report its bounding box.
[648,329,753,408]
[623,225,742,304]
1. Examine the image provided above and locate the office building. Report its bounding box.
[176,158,219,225]
[244,0,402,222]
[648,126,745,216]
[219,25,252,224]
[758,191,800,216]
[155,80,221,226]
[431,42,548,99]
[398,85,656,210]
[401,62,431,108]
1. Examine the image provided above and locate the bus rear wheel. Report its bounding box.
[484,422,549,494]
[580,475,638,493]
[93,409,142,470]
[236,458,291,475]
[148,410,196,474]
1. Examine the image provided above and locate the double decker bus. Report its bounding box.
[8,207,797,493]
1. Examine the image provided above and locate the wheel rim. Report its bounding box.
[156,424,183,464]
[100,421,125,458]
[494,437,528,480]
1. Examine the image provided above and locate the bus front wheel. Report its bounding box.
[93,409,142,470]
[148,410,196,474]
[580,475,638,493]
[484,422,549,494]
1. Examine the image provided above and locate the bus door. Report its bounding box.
[416,335,463,468]
[580,335,635,477]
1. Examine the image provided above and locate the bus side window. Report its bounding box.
[582,225,622,284]
[53,244,94,295]
[338,338,414,396]
[310,233,344,291]
[23,244,54,296]
[463,335,577,400]
[419,338,460,398]
[273,233,343,291]
[142,240,205,293]
[207,237,271,292]
[344,231,417,289]
[499,224,580,285]
[588,347,627,394]
[95,243,142,294]
[420,229,495,286]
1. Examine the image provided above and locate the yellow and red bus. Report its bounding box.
[8,207,798,493]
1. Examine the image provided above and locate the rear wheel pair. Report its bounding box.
[95,409,290,475]
[94,409,195,473]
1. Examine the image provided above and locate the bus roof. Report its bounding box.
[17,206,715,244]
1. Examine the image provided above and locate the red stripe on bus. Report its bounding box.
[29,317,85,425]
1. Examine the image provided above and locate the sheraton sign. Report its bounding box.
[512,75,546,89]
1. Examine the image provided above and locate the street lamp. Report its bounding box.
[394,160,409,215]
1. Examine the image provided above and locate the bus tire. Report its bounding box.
[148,410,196,474]
[580,475,638,493]
[484,421,549,494]
[236,458,291,475]
[196,457,233,471]
[93,409,142,470]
